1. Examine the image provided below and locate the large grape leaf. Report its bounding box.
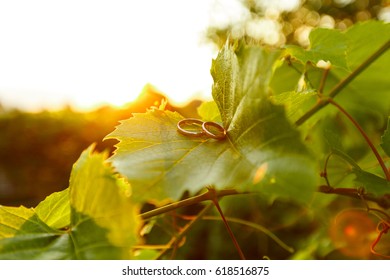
[285,28,348,69]
[34,188,70,229]
[0,146,140,259]
[106,43,318,204]
[331,21,390,121]
[69,147,139,251]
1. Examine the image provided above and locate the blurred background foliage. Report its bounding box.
[206,0,389,47]
[0,0,389,259]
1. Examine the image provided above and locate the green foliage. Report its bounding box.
[274,21,390,125]
[331,21,390,121]
[1,20,389,260]
[286,28,348,69]
[0,147,140,259]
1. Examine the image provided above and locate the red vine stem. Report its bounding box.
[207,187,246,260]
[327,98,390,181]
[370,221,390,259]
[156,203,213,259]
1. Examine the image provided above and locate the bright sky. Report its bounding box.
[0,0,219,111]
[0,0,301,111]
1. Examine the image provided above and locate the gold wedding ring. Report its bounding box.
[202,121,226,140]
[177,118,226,140]
[177,118,205,137]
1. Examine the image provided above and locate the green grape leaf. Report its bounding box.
[211,43,318,201]
[344,21,390,70]
[0,206,40,238]
[381,117,390,157]
[107,43,318,204]
[286,28,348,70]
[35,188,70,229]
[0,207,69,259]
[197,101,222,123]
[106,109,244,202]
[0,146,140,259]
[331,21,390,121]
[353,168,390,198]
[272,90,317,120]
[69,147,139,251]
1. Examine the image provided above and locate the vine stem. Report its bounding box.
[327,98,390,181]
[318,185,390,209]
[139,188,253,259]
[140,189,242,220]
[207,187,246,260]
[318,67,330,94]
[145,188,247,260]
[371,222,390,259]
[156,203,214,259]
[295,38,390,126]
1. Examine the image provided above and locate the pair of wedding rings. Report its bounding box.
[177,118,227,140]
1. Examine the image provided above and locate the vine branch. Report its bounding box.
[327,98,390,181]
[318,185,390,209]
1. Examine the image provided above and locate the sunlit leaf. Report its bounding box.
[0,206,37,238]
[107,109,245,202]
[35,188,70,229]
[0,206,69,259]
[69,147,140,250]
[0,147,140,259]
[197,101,222,122]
